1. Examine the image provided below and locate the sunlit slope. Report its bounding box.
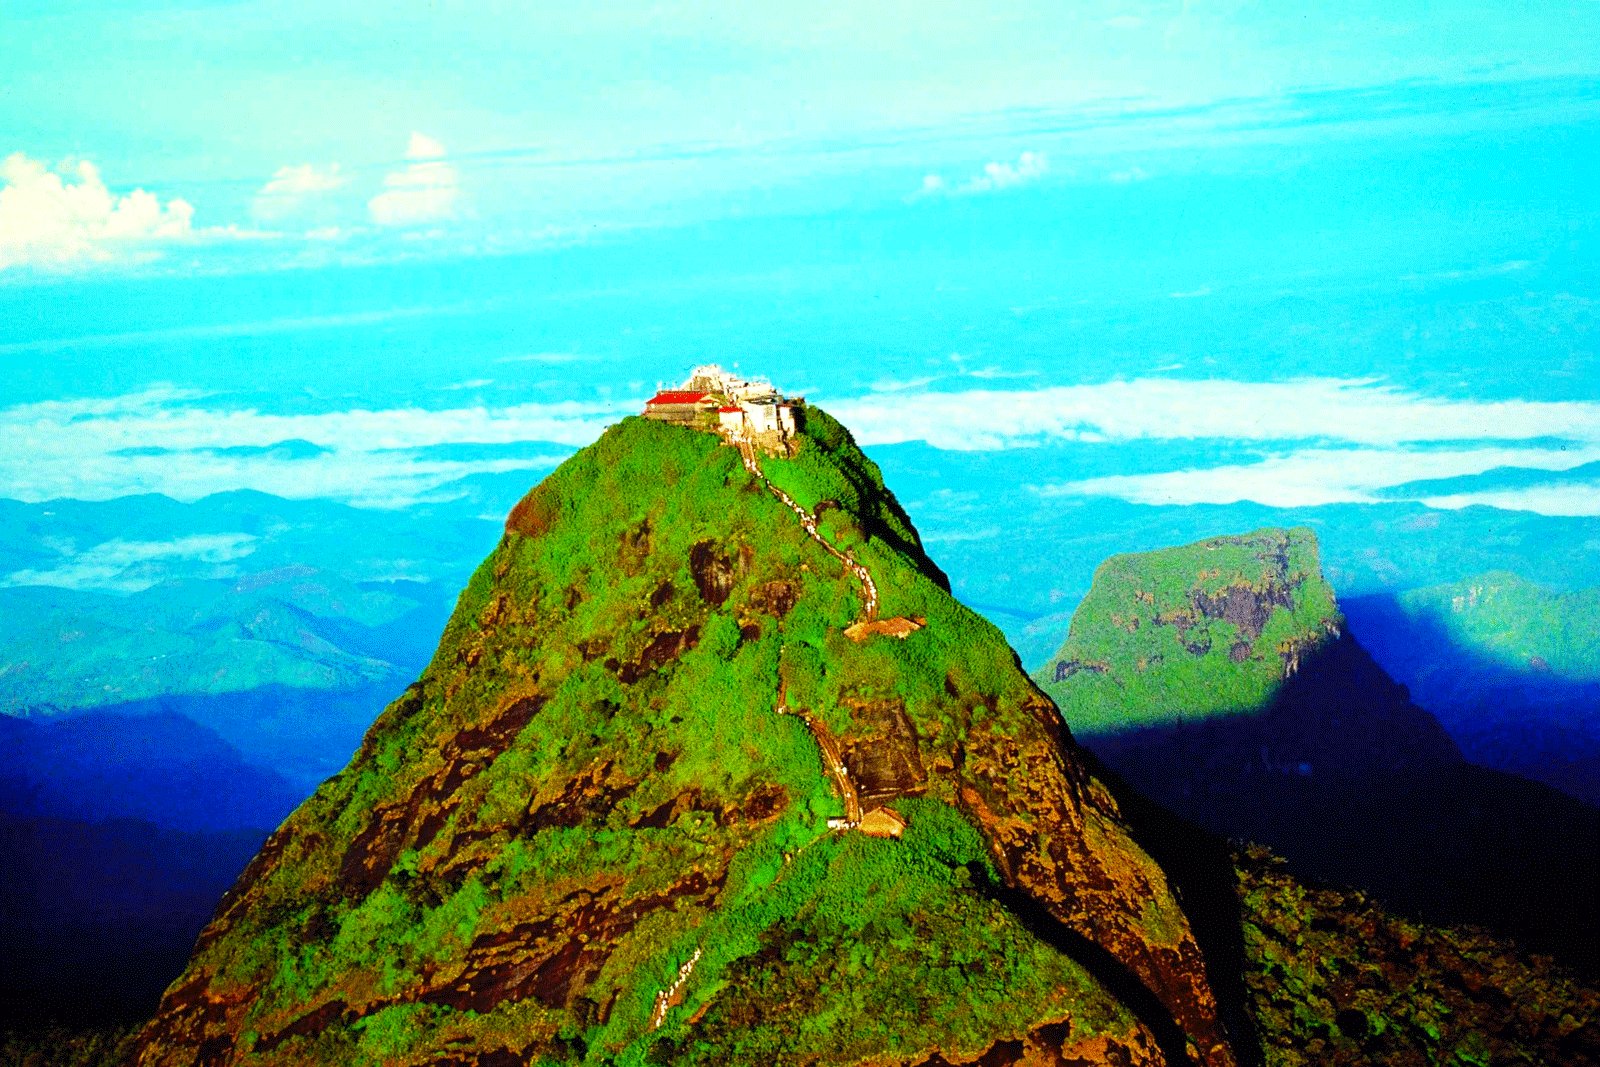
[1036,528,1341,732]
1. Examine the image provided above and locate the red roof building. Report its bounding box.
[646,390,709,406]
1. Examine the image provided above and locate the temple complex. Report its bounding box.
[643,365,801,453]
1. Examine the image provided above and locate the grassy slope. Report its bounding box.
[1034,528,1340,732]
[133,411,1164,1066]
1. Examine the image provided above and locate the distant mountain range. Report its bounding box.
[0,491,493,786]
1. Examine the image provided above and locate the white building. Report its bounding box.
[649,364,800,447]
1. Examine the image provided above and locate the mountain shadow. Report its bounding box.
[0,713,295,1031]
[1344,591,1600,807]
[82,681,405,791]
[0,711,302,833]
[1038,527,1600,973]
[1081,632,1600,971]
[0,812,269,1028]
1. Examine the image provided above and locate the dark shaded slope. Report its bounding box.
[0,712,301,832]
[1089,634,1600,968]
[0,714,293,1030]
[1344,591,1600,807]
[0,813,268,1027]
[86,682,402,791]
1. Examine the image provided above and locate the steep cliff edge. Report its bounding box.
[131,409,1237,1066]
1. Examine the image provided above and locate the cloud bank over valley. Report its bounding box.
[3,377,1596,519]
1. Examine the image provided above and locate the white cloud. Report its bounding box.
[494,351,593,365]
[1422,482,1600,517]
[252,163,346,221]
[960,151,1048,194]
[1043,446,1600,510]
[965,366,1039,380]
[368,132,460,227]
[869,375,942,393]
[826,377,1600,452]
[0,152,195,270]
[918,151,1049,198]
[1401,259,1533,283]
[1108,165,1150,183]
[0,387,622,507]
[2,533,258,593]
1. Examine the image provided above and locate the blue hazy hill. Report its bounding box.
[0,711,299,833]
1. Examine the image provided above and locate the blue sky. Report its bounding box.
[2,1,1599,613]
[4,2,1599,267]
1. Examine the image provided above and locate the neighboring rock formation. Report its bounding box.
[1035,529,1347,733]
[131,409,1239,1066]
[1038,528,1600,970]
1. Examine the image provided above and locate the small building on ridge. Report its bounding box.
[643,390,717,425]
[643,366,800,452]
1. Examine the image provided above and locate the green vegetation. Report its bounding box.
[0,1025,139,1067]
[652,799,1130,1066]
[1397,570,1600,680]
[136,409,1164,1065]
[1237,846,1600,1066]
[1034,528,1341,732]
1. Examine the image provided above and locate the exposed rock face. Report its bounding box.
[130,411,1239,1066]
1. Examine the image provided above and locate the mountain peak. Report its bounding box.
[131,405,1238,1066]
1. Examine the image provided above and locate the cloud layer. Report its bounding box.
[1049,445,1600,510]
[1,533,259,593]
[3,378,1597,519]
[0,387,620,507]
[368,132,460,227]
[0,153,195,270]
[829,377,1600,516]
[831,378,1600,451]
